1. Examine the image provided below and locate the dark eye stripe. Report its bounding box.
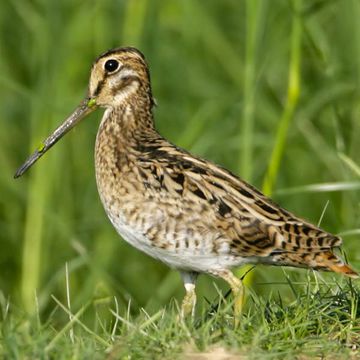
[93,78,105,96]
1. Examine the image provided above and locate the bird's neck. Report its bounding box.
[104,92,158,136]
[95,93,161,170]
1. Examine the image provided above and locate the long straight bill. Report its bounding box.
[14,98,97,178]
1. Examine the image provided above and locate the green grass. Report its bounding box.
[1,275,359,359]
[1,0,360,358]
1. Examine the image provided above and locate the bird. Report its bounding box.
[15,47,358,321]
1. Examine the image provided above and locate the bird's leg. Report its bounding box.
[212,269,244,327]
[180,271,198,318]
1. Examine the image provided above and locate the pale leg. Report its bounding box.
[212,269,244,327]
[180,271,198,318]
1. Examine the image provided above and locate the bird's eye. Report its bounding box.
[104,59,119,73]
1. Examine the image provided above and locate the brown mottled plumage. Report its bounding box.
[15,47,358,320]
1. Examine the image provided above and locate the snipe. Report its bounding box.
[15,47,358,320]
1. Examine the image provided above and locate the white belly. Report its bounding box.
[94,155,256,273]
[105,210,253,273]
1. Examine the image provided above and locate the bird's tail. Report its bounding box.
[270,250,359,279]
[265,222,359,278]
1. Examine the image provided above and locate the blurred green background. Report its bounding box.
[0,0,360,319]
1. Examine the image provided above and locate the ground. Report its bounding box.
[1,274,359,359]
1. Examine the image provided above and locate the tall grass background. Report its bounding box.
[1,0,360,354]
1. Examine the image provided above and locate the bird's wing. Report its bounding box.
[135,143,357,277]
[137,144,342,257]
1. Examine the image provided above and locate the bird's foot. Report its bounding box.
[211,269,245,328]
[180,285,197,318]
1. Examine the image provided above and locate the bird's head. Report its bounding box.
[89,47,153,108]
[14,47,153,178]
